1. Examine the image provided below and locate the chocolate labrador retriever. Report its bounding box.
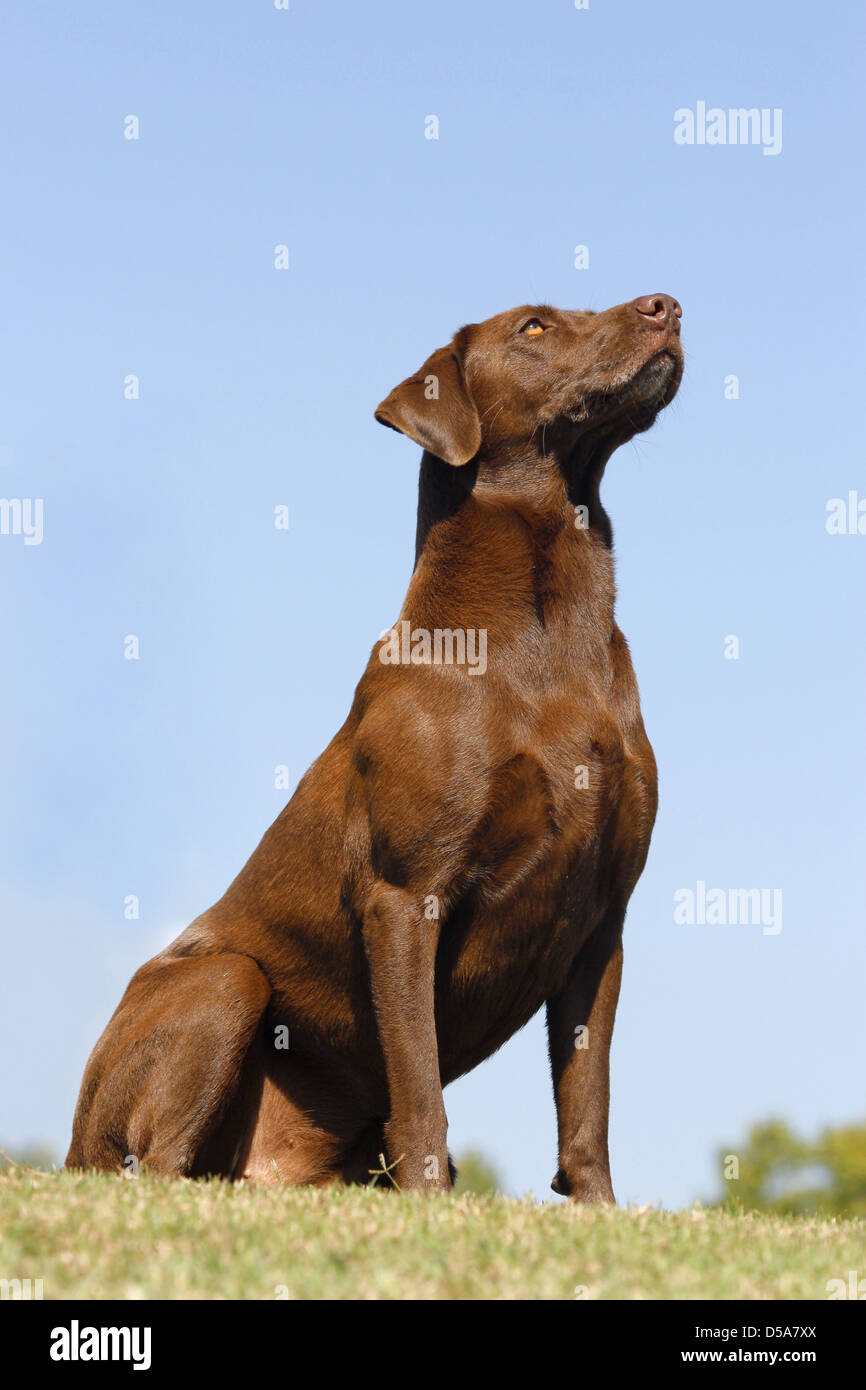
[67,293,683,1201]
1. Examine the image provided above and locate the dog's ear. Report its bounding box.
[375,343,481,467]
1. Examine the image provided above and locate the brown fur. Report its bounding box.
[67,294,684,1200]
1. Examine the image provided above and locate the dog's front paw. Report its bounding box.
[551,1165,615,1205]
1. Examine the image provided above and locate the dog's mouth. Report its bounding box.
[565,346,682,436]
[628,346,683,410]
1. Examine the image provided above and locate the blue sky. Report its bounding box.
[1,0,863,1206]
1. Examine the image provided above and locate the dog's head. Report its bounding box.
[375,296,683,468]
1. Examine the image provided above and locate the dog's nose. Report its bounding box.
[633,294,682,332]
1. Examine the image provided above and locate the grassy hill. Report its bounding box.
[1,1168,862,1300]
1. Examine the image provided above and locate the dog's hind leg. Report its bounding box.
[65,952,270,1178]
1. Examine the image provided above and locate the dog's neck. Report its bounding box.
[409,447,618,640]
[414,438,617,564]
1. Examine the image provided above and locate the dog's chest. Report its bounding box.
[436,615,657,1058]
[483,660,653,902]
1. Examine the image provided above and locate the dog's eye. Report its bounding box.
[520,318,546,336]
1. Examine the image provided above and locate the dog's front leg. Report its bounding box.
[362,882,450,1191]
[546,911,624,1204]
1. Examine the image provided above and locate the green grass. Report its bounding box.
[1,1168,863,1300]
